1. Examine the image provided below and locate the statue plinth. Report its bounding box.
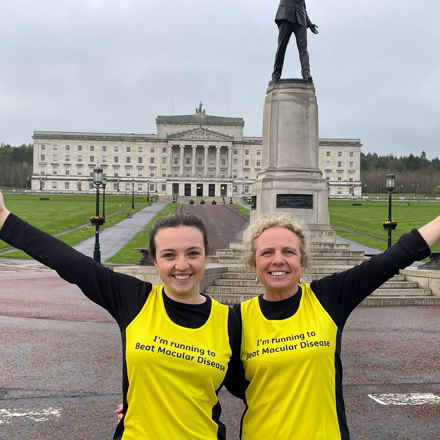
[253,79,335,244]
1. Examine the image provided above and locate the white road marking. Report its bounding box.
[368,393,440,406]
[0,407,62,424]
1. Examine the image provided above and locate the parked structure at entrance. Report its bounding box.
[31,105,362,199]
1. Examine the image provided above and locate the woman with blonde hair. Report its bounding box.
[230,214,440,439]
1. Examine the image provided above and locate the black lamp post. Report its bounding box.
[131,181,135,209]
[383,174,397,249]
[90,167,106,263]
[102,176,107,219]
[147,182,150,203]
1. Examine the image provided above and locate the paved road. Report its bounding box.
[1,266,440,439]
[178,205,248,254]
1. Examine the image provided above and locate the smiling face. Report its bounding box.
[255,226,304,300]
[153,226,206,304]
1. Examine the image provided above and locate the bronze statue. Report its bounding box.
[272,0,319,82]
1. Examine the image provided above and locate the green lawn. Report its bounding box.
[223,199,440,253]
[108,203,177,264]
[329,199,440,251]
[0,193,150,252]
[230,204,250,217]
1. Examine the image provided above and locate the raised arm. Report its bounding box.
[418,216,440,248]
[0,191,10,228]
[312,217,438,327]
[0,191,149,325]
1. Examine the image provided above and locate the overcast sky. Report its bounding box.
[2,0,439,158]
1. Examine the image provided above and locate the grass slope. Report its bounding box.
[0,193,149,253]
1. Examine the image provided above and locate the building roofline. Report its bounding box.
[156,114,244,127]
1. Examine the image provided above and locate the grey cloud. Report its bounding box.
[1,0,439,159]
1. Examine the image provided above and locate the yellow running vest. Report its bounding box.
[123,286,231,439]
[240,283,341,439]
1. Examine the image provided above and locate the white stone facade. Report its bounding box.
[319,139,362,197]
[31,108,361,199]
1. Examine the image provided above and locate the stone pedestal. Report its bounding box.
[254,79,335,244]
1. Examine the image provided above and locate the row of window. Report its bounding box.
[41,144,161,153]
[40,155,261,168]
[40,181,251,194]
[325,160,356,168]
[325,151,356,157]
[39,169,253,179]
[40,144,261,155]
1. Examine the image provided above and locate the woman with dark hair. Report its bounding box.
[0,191,238,440]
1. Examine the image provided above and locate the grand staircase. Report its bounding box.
[206,242,440,306]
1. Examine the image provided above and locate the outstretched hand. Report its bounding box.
[310,24,319,34]
[0,191,10,229]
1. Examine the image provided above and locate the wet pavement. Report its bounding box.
[1,266,440,439]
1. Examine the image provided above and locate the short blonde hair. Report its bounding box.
[244,215,308,270]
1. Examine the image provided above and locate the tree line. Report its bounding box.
[361,151,440,195]
[0,144,33,188]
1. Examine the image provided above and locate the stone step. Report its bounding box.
[229,242,352,251]
[213,256,365,266]
[206,293,440,307]
[305,266,357,273]
[310,243,350,250]
[212,279,419,289]
[377,281,419,289]
[361,296,440,307]
[371,288,431,296]
[206,285,430,296]
[221,272,406,282]
[215,250,246,257]
[215,248,365,258]
[309,248,364,255]
[206,286,266,295]
[307,256,366,264]
[229,242,356,250]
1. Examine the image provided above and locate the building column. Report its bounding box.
[192,145,196,177]
[204,146,208,177]
[180,146,184,176]
[228,146,233,178]
[216,146,220,177]
[168,145,172,176]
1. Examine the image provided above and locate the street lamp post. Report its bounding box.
[383,174,397,249]
[131,181,135,209]
[90,167,106,263]
[102,176,107,219]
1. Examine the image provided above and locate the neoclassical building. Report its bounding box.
[31,105,362,199]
